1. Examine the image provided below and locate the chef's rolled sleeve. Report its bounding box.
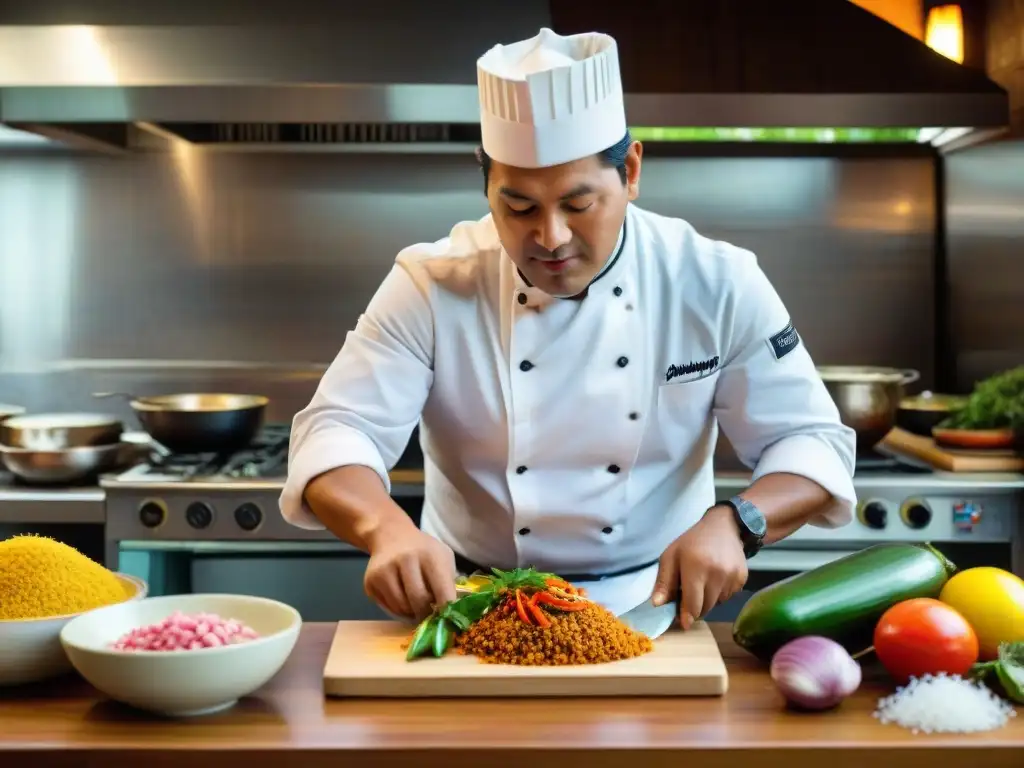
[281,426,391,530]
[749,434,855,528]
[713,252,857,528]
[280,259,435,530]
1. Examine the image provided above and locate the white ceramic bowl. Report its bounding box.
[60,593,301,717]
[0,573,148,686]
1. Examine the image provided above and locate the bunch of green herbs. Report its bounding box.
[941,365,1024,431]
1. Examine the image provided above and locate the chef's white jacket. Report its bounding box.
[280,203,857,615]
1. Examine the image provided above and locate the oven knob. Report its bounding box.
[185,502,214,529]
[234,503,263,532]
[857,501,888,529]
[900,500,932,529]
[138,501,166,528]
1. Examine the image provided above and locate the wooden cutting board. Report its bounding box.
[880,428,1024,472]
[322,620,729,698]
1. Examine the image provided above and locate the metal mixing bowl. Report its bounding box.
[0,443,125,484]
[0,412,123,449]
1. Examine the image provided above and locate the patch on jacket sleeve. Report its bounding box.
[766,321,800,361]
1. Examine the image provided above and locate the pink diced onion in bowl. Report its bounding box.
[109,610,260,652]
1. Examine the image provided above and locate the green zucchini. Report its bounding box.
[732,542,957,661]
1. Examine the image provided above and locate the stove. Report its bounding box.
[102,424,315,546]
[101,424,427,550]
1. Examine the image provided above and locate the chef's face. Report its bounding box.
[486,142,642,298]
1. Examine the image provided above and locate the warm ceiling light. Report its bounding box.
[925,5,964,64]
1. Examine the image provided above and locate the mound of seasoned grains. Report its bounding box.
[110,610,260,651]
[455,600,654,665]
[0,534,133,620]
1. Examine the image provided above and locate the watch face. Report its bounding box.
[735,497,767,538]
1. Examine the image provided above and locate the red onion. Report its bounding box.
[769,635,862,710]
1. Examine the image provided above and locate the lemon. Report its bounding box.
[455,574,493,593]
[939,567,1024,660]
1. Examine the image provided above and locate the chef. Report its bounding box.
[280,28,857,626]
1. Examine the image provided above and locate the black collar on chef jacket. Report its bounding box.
[516,217,628,301]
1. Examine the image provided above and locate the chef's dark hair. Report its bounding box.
[476,130,633,193]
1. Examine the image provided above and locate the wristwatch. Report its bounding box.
[717,495,767,559]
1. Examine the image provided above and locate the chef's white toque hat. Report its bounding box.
[476,27,627,169]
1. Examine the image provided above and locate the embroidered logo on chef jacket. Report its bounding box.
[664,355,720,384]
[767,321,801,361]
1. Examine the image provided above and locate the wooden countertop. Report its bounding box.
[1,623,1021,768]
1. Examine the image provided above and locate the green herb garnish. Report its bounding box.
[404,565,557,661]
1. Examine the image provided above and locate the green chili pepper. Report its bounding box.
[406,615,438,661]
[432,617,454,657]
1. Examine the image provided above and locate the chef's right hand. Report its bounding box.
[364,525,458,621]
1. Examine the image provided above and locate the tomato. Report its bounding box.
[873,597,979,684]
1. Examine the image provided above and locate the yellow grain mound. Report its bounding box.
[455,601,654,665]
[0,535,132,620]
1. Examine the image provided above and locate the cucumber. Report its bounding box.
[733,542,957,661]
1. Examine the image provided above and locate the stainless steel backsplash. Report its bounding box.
[0,149,937,458]
[945,139,1024,390]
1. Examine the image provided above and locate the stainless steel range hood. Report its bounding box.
[0,0,1009,152]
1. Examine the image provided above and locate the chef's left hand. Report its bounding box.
[650,505,748,630]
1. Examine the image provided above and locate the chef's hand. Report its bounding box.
[650,505,748,630]
[364,525,458,621]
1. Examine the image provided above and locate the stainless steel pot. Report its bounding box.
[0,442,125,485]
[94,392,269,454]
[816,366,920,453]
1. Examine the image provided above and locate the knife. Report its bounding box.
[617,596,679,640]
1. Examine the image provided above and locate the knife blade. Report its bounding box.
[617,597,679,640]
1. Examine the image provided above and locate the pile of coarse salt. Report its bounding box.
[873,672,1017,734]
[110,610,260,652]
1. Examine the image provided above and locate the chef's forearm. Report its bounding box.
[736,472,832,544]
[303,466,418,554]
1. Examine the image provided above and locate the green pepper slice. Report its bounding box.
[432,617,453,657]
[406,615,438,661]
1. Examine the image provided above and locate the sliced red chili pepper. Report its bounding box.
[526,593,551,628]
[535,591,588,611]
[546,578,580,595]
[549,586,580,601]
[515,589,534,625]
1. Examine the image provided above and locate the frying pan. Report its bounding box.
[94,392,269,454]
